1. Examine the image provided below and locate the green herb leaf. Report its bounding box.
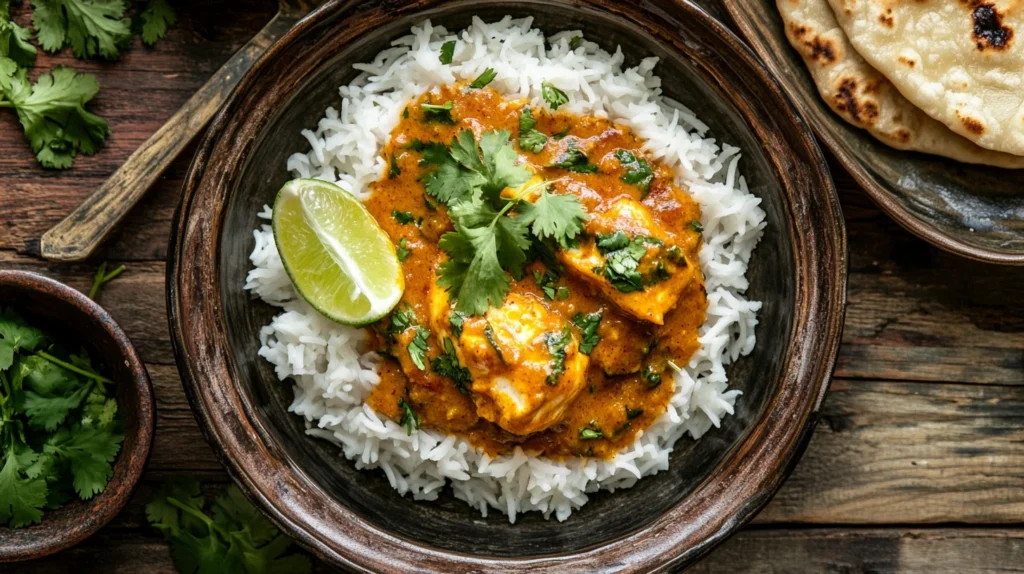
[545,326,572,386]
[642,364,662,388]
[550,140,597,174]
[517,106,547,153]
[44,424,123,499]
[0,452,47,527]
[569,35,583,50]
[396,237,410,262]
[594,233,663,293]
[579,426,603,440]
[615,149,654,196]
[139,0,176,46]
[31,0,132,60]
[626,405,644,420]
[469,67,496,89]
[407,326,430,371]
[517,187,587,248]
[88,261,125,300]
[431,337,471,394]
[398,398,420,435]
[483,322,504,362]
[392,210,416,225]
[541,81,568,110]
[689,220,704,234]
[571,310,602,354]
[1,65,109,169]
[439,40,456,64]
[448,312,464,339]
[421,100,455,124]
[389,153,401,179]
[0,7,37,67]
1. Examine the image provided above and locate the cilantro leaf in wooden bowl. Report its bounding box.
[0,270,154,563]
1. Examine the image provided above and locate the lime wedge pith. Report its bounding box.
[272,179,404,325]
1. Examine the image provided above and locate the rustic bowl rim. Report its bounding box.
[0,270,155,563]
[719,0,1024,266]
[168,0,847,570]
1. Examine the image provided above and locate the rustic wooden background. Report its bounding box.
[2,1,1022,571]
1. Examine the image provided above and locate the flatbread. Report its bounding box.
[826,0,1024,156]
[778,0,1024,167]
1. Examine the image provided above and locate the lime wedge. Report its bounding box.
[272,179,404,325]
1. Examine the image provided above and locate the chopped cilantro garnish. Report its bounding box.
[431,338,471,394]
[386,307,415,339]
[689,220,704,234]
[389,153,401,179]
[484,322,504,362]
[449,311,465,338]
[626,406,644,420]
[469,67,497,89]
[642,364,662,388]
[398,398,420,435]
[594,232,664,293]
[579,426,603,440]
[403,107,410,119]
[518,106,547,153]
[615,149,654,197]
[569,35,583,50]
[533,270,560,300]
[407,326,430,370]
[439,40,456,64]
[552,125,571,140]
[392,210,416,225]
[396,237,410,262]
[571,310,602,354]
[545,326,572,385]
[421,100,455,124]
[556,286,570,300]
[550,140,598,174]
[541,81,568,110]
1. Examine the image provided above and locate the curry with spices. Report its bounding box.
[363,81,707,459]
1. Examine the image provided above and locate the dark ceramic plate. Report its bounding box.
[0,271,154,562]
[721,0,1024,265]
[168,0,846,571]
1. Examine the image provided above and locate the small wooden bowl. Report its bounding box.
[169,0,847,571]
[0,271,154,563]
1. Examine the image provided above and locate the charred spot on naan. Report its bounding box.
[898,55,917,67]
[786,23,840,64]
[878,8,894,28]
[956,109,987,135]
[968,2,1014,51]
[832,77,880,125]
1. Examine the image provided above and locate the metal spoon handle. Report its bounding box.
[40,13,298,262]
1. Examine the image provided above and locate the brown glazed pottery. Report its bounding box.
[0,270,154,562]
[722,0,1024,266]
[168,0,847,571]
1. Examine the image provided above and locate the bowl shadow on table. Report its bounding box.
[214,1,793,559]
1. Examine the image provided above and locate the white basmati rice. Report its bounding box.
[245,16,766,522]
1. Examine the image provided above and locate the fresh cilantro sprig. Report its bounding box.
[0,308,123,527]
[0,2,37,67]
[31,0,132,60]
[88,261,125,300]
[147,478,312,574]
[139,0,176,46]
[421,100,455,124]
[0,65,109,168]
[419,128,587,315]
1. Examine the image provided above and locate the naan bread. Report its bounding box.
[826,0,1024,156]
[778,0,1024,167]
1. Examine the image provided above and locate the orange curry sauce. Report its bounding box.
[364,83,707,459]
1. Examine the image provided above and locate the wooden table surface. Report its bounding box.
[2,1,1022,572]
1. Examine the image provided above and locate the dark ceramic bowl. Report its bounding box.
[0,271,154,563]
[721,0,1024,266]
[168,0,846,570]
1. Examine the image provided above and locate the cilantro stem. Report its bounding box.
[0,102,13,109]
[34,350,113,386]
[493,178,569,226]
[167,496,231,539]
[89,263,126,300]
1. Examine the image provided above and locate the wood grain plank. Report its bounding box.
[694,528,1024,574]
[758,379,1024,524]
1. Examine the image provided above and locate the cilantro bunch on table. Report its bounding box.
[419,128,587,315]
[0,308,123,527]
[147,478,312,574]
[0,0,176,168]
